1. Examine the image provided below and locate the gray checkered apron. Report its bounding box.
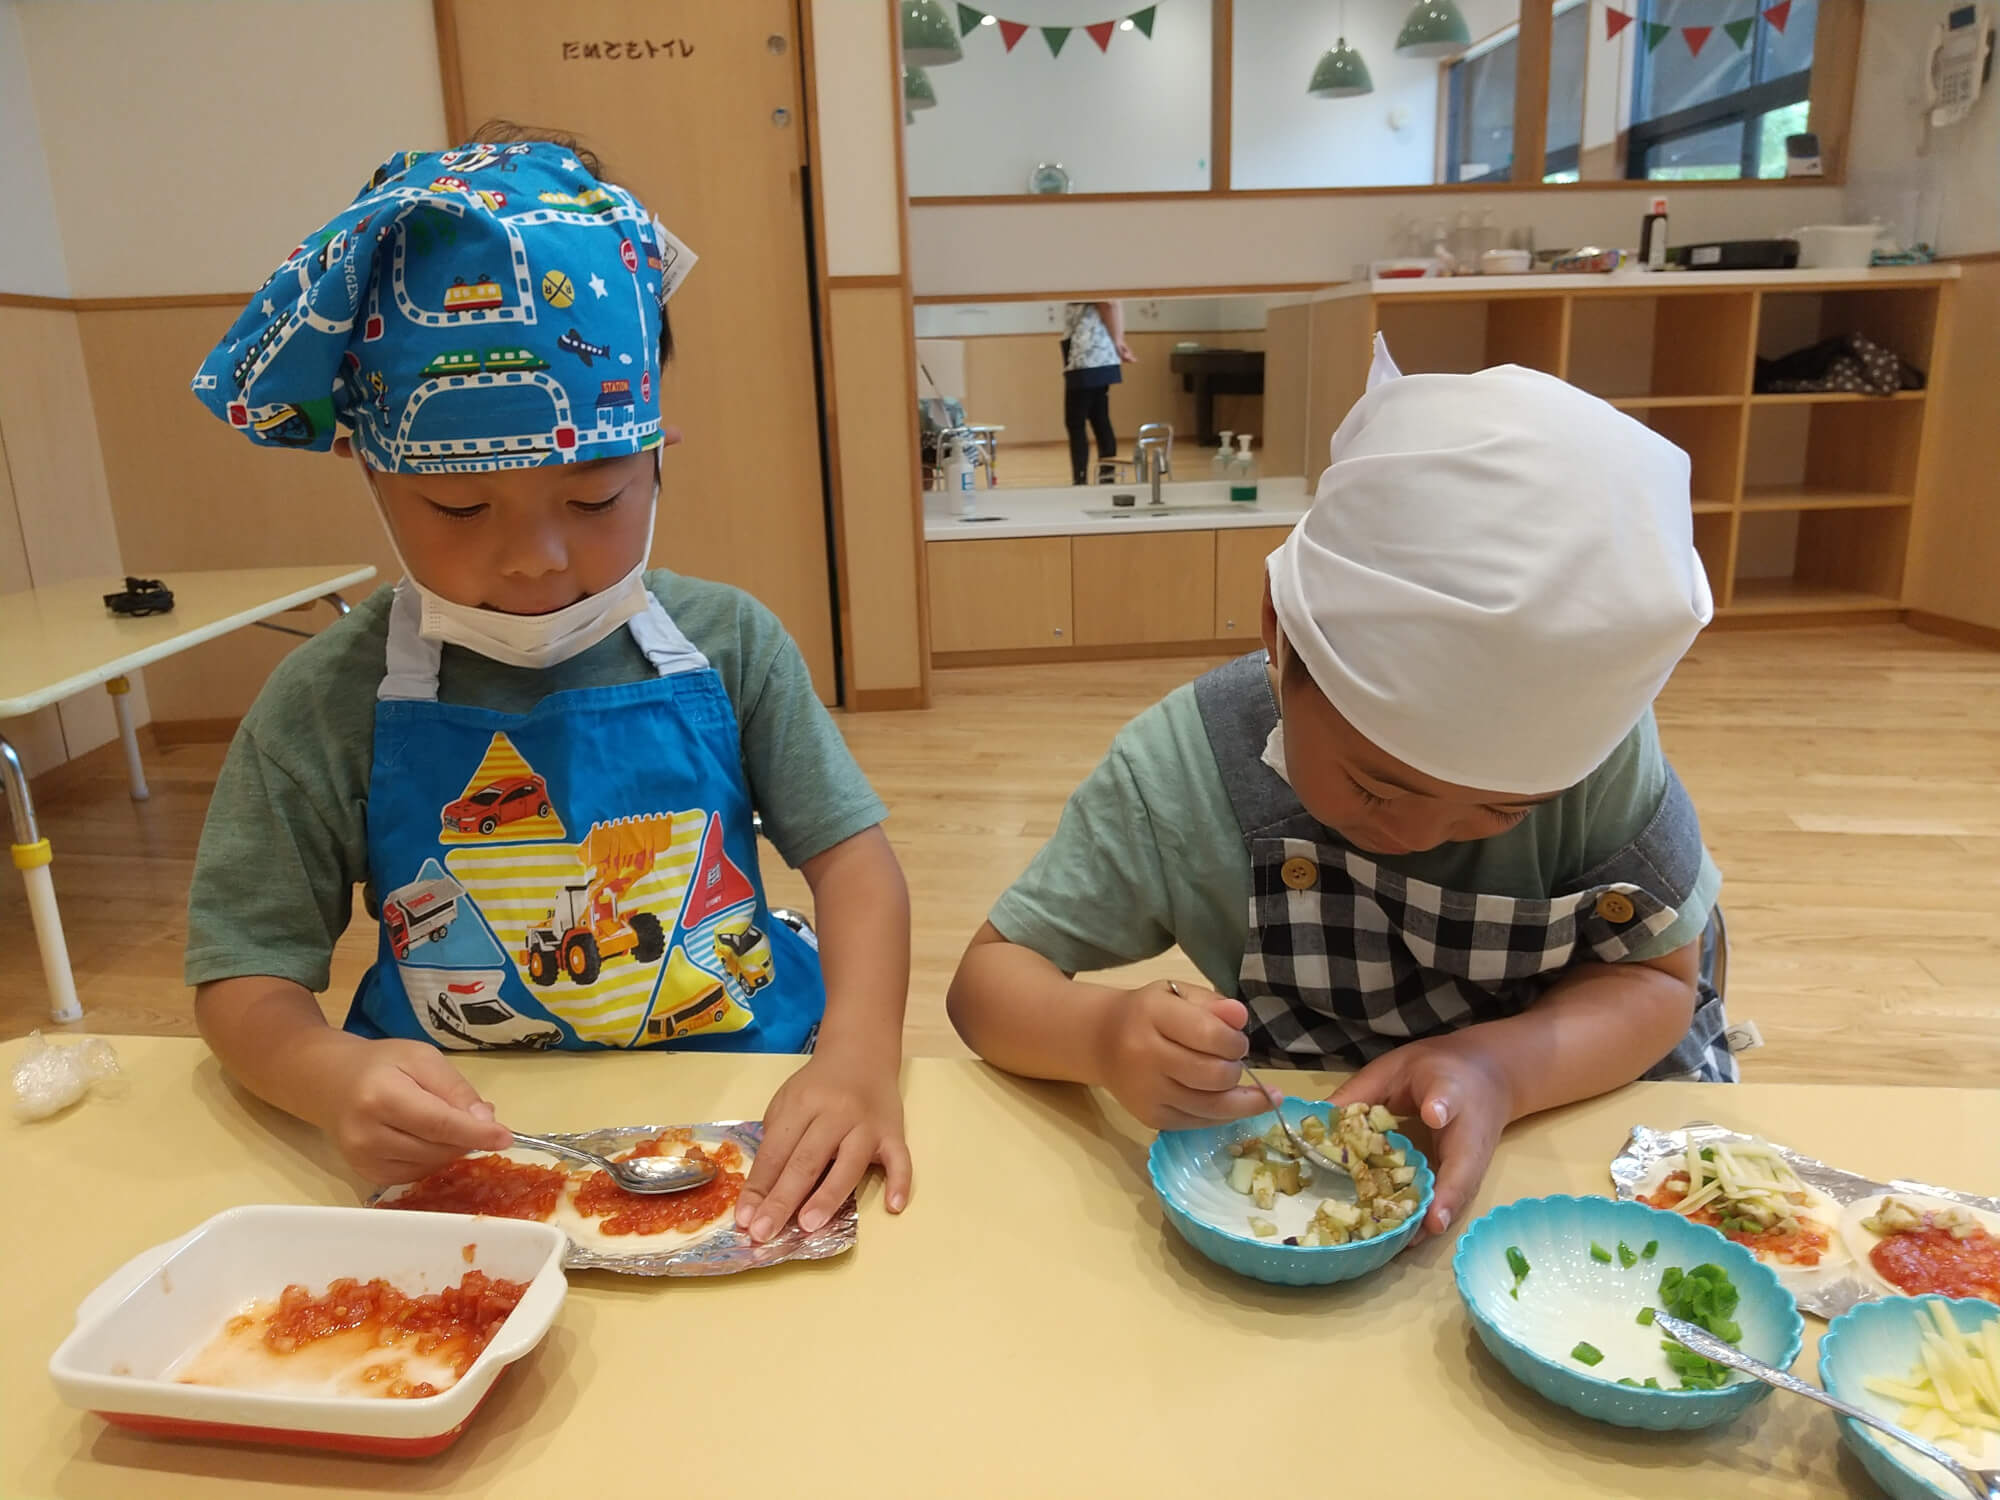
[1193,653,1735,1082]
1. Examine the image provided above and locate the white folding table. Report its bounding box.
[1,565,376,1021]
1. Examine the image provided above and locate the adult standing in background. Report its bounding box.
[1062,300,1135,485]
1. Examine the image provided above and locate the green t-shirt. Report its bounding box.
[989,685,1719,994]
[185,573,886,994]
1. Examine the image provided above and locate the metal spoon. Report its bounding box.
[508,1132,716,1195]
[1162,979,1350,1177]
[1656,1314,2000,1500]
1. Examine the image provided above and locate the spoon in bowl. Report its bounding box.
[508,1132,716,1194]
[1656,1314,2000,1500]
[1166,980,1351,1177]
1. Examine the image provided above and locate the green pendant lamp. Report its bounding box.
[901,0,962,66]
[1395,0,1471,57]
[1309,1,1373,97]
[904,65,937,116]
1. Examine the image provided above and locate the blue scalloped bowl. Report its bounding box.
[1147,1098,1433,1286]
[1453,1195,1804,1429]
[1820,1296,2000,1500]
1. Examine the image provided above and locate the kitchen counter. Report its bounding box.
[924,475,1310,542]
[1321,264,1959,301]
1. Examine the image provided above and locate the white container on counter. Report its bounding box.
[1791,224,1886,269]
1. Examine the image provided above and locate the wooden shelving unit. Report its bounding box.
[1306,270,1958,625]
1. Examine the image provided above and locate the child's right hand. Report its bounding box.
[309,1037,514,1186]
[1094,979,1270,1130]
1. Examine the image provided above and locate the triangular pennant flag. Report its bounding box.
[1644,20,1672,50]
[679,813,755,926]
[999,17,1028,49]
[1763,0,1791,31]
[1042,24,1070,55]
[1086,19,1116,50]
[956,3,985,36]
[1604,5,1634,40]
[1128,5,1156,37]
[1683,24,1712,55]
[1723,16,1755,48]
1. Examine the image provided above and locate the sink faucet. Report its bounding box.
[1134,423,1173,505]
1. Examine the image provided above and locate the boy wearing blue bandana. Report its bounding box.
[187,128,911,1242]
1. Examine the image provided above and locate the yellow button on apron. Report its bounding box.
[1596,891,1636,924]
[1281,857,1319,891]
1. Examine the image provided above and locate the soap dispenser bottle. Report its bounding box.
[1211,430,1235,479]
[1229,433,1258,503]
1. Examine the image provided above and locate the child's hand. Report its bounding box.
[311,1037,513,1186]
[1095,980,1270,1131]
[736,1046,911,1243]
[1329,1033,1514,1239]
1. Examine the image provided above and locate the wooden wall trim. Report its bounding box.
[828,273,906,289]
[847,686,927,711]
[909,176,1842,205]
[799,0,856,709]
[1,292,246,312]
[887,0,932,708]
[1810,0,1864,182]
[433,0,469,144]
[915,281,1330,304]
[1906,611,2000,654]
[1512,0,1553,185]
[1209,0,1232,195]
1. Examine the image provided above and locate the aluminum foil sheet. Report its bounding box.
[373,1120,858,1277]
[1610,1121,2000,1319]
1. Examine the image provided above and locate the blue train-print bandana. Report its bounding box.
[192,141,696,473]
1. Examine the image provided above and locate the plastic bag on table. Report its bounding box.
[10,1029,121,1121]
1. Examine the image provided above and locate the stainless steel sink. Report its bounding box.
[1083,503,1264,519]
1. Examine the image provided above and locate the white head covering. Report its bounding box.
[1267,337,1713,795]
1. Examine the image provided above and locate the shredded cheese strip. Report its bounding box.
[1864,1301,2000,1453]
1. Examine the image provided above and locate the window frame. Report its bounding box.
[1626,0,1815,180]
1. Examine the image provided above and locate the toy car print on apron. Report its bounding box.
[345,585,824,1053]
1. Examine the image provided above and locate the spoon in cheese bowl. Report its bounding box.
[509,1132,716,1194]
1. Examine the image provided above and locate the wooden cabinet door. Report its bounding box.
[1214,526,1293,641]
[1071,532,1216,646]
[926,539,1072,653]
[445,0,836,699]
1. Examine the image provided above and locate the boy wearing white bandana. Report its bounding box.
[185,128,912,1244]
[949,343,1728,1238]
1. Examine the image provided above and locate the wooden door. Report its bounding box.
[445,0,836,698]
[926,539,1071,653]
[1071,533,1216,646]
[1213,526,1290,642]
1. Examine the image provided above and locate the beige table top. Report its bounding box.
[8,1035,1997,1500]
[0,567,376,718]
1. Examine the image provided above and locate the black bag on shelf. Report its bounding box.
[1754,332,1926,397]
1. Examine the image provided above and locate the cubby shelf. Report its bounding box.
[1318,270,1957,621]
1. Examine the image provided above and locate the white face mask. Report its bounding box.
[1260,720,1292,786]
[370,468,658,671]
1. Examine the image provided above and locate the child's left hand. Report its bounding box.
[1329,1032,1515,1239]
[736,1046,912,1243]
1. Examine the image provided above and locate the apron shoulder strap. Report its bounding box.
[378,583,443,701]
[1192,650,1305,839]
[629,591,710,677]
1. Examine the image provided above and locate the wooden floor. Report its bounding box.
[5,625,1998,1087]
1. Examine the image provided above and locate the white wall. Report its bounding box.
[1232,0,1517,189]
[1845,0,2000,256]
[907,181,1849,293]
[0,1,66,296]
[15,0,445,297]
[813,0,905,275]
[916,293,1267,335]
[903,0,1211,196]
